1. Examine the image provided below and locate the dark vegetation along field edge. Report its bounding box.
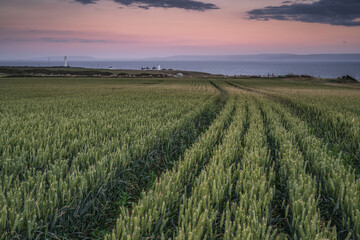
[0,66,358,82]
[0,67,216,78]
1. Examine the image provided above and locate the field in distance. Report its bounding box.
[0,71,359,239]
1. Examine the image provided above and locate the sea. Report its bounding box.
[1,60,360,81]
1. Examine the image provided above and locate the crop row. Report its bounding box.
[219,98,275,239]
[267,98,360,239]
[259,98,337,239]
[270,92,360,170]
[174,97,247,239]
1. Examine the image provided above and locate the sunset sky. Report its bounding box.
[0,0,359,59]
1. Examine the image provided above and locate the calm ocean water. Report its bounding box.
[1,60,360,81]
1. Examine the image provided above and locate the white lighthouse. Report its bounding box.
[64,56,68,67]
[157,64,161,71]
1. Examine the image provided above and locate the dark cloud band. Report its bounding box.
[248,0,360,27]
[75,0,98,4]
[74,0,219,11]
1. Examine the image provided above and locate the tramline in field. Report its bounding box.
[0,76,359,239]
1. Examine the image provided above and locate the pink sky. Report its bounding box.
[0,0,359,59]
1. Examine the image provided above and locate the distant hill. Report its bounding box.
[23,56,97,61]
[143,54,360,62]
[3,54,360,62]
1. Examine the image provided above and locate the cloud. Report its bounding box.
[27,29,77,35]
[74,0,98,4]
[74,0,219,11]
[0,37,109,43]
[248,0,360,26]
[41,37,108,43]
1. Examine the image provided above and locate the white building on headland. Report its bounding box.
[157,64,161,71]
